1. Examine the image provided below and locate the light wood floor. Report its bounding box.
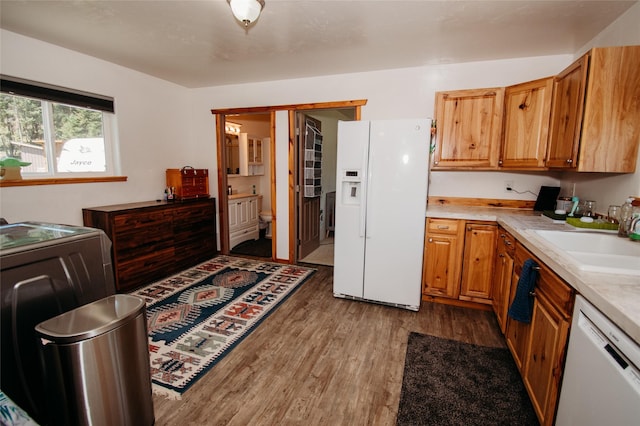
[298,240,334,266]
[152,263,506,425]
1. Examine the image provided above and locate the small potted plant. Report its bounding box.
[0,157,31,181]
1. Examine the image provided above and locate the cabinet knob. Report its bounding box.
[469,143,476,150]
[566,159,573,164]
[529,291,537,297]
[498,159,503,165]
[428,238,433,243]
[434,161,439,165]
[505,241,512,246]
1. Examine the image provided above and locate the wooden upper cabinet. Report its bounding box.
[433,88,504,169]
[546,55,589,169]
[547,46,640,172]
[500,77,554,169]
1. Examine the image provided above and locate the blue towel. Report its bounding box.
[507,259,539,323]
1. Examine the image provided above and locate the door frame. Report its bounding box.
[212,100,365,262]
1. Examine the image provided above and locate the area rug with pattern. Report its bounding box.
[130,256,315,399]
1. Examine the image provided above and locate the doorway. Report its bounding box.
[212,99,365,263]
[220,112,274,259]
[294,108,356,266]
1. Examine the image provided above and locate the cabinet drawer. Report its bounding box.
[497,229,516,257]
[514,243,574,317]
[427,218,460,234]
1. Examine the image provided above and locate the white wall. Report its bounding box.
[563,1,640,212]
[0,30,199,225]
[190,54,572,260]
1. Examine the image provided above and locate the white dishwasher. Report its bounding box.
[556,295,640,425]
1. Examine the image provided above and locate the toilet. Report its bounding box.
[258,195,273,239]
[260,210,273,239]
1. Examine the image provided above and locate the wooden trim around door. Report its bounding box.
[212,99,367,263]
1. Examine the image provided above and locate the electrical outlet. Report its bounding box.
[504,181,514,193]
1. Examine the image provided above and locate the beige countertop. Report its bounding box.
[426,205,640,344]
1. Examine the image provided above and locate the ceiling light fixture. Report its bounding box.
[227,0,265,28]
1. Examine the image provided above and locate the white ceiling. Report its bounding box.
[0,1,636,88]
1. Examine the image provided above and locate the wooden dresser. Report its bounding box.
[83,198,217,292]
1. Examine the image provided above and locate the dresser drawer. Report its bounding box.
[114,210,171,230]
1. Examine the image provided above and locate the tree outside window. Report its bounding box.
[0,93,113,175]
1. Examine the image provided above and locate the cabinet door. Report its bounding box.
[492,230,515,333]
[460,223,497,303]
[250,138,263,164]
[523,291,570,426]
[248,197,259,223]
[546,55,588,169]
[433,88,504,169]
[228,201,240,230]
[238,199,250,227]
[422,233,461,299]
[505,246,532,372]
[577,46,640,172]
[501,77,553,169]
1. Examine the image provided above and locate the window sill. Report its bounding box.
[0,176,128,187]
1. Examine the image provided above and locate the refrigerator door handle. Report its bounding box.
[360,139,369,238]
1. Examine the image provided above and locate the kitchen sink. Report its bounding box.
[533,229,640,276]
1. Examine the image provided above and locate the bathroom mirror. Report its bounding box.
[225,133,240,175]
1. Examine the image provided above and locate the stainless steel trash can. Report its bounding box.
[35,294,154,426]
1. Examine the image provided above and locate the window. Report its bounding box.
[0,76,119,178]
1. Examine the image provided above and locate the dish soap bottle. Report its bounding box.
[618,197,634,238]
[629,198,640,242]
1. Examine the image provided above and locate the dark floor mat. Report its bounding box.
[230,237,272,258]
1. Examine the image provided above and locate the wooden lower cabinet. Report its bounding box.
[505,242,574,426]
[492,227,515,333]
[422,218,496,306]
[460,222,497,304]
[422,218,464,299]
[83,198,217,292]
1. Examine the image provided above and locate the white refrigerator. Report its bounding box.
[333,119,429,311]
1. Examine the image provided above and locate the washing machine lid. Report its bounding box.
[0,222,96,252]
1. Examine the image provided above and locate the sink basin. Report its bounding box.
[534,230,640,276]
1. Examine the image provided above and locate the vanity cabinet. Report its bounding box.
[500,77,554,169]
[433,88,504,170]
[492,226,515,333]
[547,46,640,172]
[505,242,574,426]
[422,219,496,305]
[228,195,259,249]
[82,198,217,292]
